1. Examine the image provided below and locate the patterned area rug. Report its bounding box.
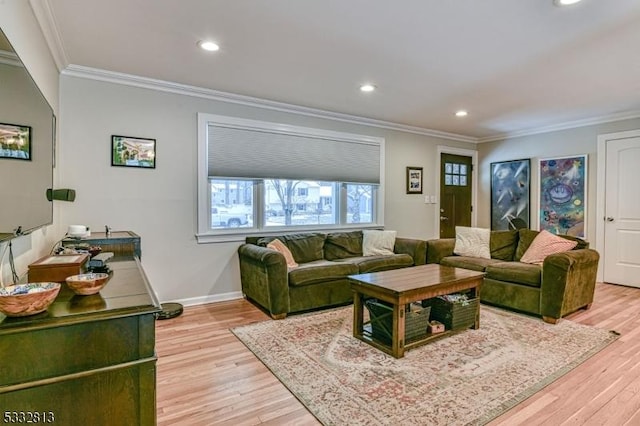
[231,306,618,425]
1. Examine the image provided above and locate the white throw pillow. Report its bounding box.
[362,230,397,256]
[453,226,491,259]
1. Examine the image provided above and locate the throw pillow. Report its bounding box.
[362,230,397,256]
[267,239,298,268]
[324,231,363,260]
[520,230,578,264]
[453,226,491,259]
[280,233,326,263]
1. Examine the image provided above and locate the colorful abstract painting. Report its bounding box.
[490,159,530,230]
[538,155,587,238]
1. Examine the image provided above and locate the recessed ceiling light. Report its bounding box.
[198,40,220,52]
[360,84,376,93]
[455,110,468,117]
[553,0,583,6]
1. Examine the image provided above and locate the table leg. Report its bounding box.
[472,282,480,330]
[391,302,405,358]
[353,290,364,338]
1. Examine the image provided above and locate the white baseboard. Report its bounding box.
[162,291,244,307]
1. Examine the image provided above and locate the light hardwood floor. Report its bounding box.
[156,282,640,425]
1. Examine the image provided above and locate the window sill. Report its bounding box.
[195,224,384,244]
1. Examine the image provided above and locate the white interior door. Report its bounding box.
[603,135,640,287]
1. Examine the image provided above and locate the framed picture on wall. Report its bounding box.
[490,159,530,230]
[111,135,156,169]
[0,122,31,161]
[538,155,587,238]
[406,166,423,194]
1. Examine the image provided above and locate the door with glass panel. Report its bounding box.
[440,153,473,238]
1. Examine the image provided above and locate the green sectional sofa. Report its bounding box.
[426,229,599,324]
[238,230,427,319]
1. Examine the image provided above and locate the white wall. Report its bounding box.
[0,1,58,115]
[0,1,61,284]
[476,117,640,249]
[58,75,475,304]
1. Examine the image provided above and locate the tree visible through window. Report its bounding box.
[266,180,336,227]
[347,184,373,223]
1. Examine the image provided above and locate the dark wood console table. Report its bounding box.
[0,257,161,425]
[62,230,142,259]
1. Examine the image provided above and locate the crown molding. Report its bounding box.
[29,0,69,72]
[479,110,640,143]
[0,50,21,67]
[60,64,479,143]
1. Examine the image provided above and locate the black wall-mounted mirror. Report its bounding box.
[0,27,55,243]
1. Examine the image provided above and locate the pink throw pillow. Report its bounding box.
[520,230,578,264]
[267,239,299,268]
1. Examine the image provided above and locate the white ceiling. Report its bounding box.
[39,0,640,141]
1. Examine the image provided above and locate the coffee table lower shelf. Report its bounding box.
[358,323,468,357]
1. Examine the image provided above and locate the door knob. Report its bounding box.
[606,217,614,222]
[440,216,449,221]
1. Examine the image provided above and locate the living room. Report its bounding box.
[1,1,640,424]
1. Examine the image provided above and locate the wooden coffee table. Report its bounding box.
[349,264,484,358]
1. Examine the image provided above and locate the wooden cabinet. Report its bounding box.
[62,231,142,259]
[0,258,160,426]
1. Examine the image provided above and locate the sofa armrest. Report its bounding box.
[394,237,427,265]
[238,244,290,318]
[426,238,456,264]
[540,248,600,321]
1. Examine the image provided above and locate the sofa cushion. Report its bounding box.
[324,231,363,260]
[267,239,298,268]
[440,256,502,272]
[337,254,414,273]
[281,233,327,263]
[454,226,490,259]
[520,230,578,264]
[485,261,542,288]
[363,230,396,256]
[514,229,540,261]
[490,230,519,261]
[288,260,358,287]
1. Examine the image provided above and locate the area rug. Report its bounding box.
[231,306,618,425]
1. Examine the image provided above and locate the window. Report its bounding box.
[347,184,374,224]
[445,162,468,186]
[197,114,384,241]
[209,179,254,229]
[266,180,335,226]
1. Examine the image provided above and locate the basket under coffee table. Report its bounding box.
[349,264,484,358]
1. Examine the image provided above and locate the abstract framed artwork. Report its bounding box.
[538,155,587,238]
[406,166,423,194]
[490,159,530,230]
[0,122,31,160]
[111,135,156,169]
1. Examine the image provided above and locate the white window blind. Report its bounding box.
[206,119,382,184]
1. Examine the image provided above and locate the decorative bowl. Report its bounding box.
[65,273,110,295]
[0,282,61,317]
